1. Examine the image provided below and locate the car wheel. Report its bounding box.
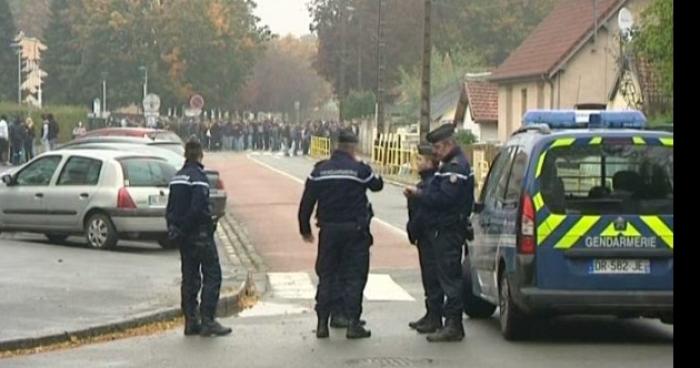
[462,257,497,319]
[499,271,530,341]
[45,234,69,244]
[85,213,118,250]
[158,237,178,249]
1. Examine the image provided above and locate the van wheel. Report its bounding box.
[45,234,69,244]
[462,258,497,318]
[85,213,118,250]
[499,271,530,341]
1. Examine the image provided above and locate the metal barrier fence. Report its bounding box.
[371,133,420,177]
[310,136,331,158]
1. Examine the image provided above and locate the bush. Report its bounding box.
[455,129,477,145]
[0,102,88,143]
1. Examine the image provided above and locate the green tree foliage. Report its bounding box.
[41,0,271,110]
[341,90,376,120]
[634,0,673,97]
[308,0,554,107]
[0,0,18,102]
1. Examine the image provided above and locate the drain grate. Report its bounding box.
[345,357,436,367]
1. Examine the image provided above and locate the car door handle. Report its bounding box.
[35,193,44,198]
[79,193,89,199]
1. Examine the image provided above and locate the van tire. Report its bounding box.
[462,257,497,319]
[499,271,530,341]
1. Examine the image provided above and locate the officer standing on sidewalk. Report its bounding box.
[404,124,474,342]
[298,129,383,339]
[166,138,232,337]
[405,144,444,334]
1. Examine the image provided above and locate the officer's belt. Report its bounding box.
[319,221,365,231]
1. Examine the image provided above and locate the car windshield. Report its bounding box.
[539,140,673,215]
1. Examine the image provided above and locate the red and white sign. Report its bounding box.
[190,94,205,110]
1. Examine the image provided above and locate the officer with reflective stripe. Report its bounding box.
[166,138,232,337]
[298,129,383,339]
[405,124,474,342]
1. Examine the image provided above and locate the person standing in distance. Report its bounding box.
[166,138,232,337]
[404,124,474,342]
[298,130,383,339]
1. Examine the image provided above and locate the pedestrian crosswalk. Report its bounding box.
[267,272,416,302]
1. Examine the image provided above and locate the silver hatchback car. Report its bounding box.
[0,150,177,250]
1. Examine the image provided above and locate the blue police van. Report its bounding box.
[462,109,673,340]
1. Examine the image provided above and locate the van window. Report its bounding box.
[482,147,513,206]
[504,149,529,205]
[539,141,673,215]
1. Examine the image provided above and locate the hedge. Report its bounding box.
[0,102,89,143]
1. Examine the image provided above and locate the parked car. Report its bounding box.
[55,141,227,220]
[64,136,185,155]
[0,150,180,249]
[82,127,183,144]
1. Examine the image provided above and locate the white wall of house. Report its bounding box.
[461,106,482,138]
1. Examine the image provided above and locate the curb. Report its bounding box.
[0,276,254,353]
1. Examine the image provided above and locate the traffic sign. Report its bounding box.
[190,94,205,110]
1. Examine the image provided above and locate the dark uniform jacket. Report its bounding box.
[298,150,383,236]
[166,161,213,237]
[416,146,475,230]
[406,168,437,245]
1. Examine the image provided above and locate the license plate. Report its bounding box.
[149,195,167,207]
[589,259,651,274]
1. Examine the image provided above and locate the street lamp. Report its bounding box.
[10,41,22,105]
[138,65,148,101]
[101,72,108,117]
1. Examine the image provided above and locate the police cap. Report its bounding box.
[338,129,359,144]
[426,124,455,144]
[417,144,434,156]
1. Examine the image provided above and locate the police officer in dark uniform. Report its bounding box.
[404,124,474,342]
[298,129,383,339]
[405,144,444,334]
[166,138,232,337]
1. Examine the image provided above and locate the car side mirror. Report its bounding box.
[1,174,15,186]
[473,202,485,213]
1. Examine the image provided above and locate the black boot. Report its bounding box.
[426,318,464,342]
[184,318,201,336]
[330,314,367,328]
[346,321,371,339]
[316,313,330,338]
[200,319,232,337]
[415,315,443,334]
[408,312,429,330]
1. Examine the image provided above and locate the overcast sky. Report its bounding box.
[255,0,313,37]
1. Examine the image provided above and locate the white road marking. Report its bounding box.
[363,274,415,301]
[267,272,414,302]
[268,272,317,300]
[246,154,408,238]
[238,301,311,318]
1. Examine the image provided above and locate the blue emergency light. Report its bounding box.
[588,110,647,129]
[522,109,647,130]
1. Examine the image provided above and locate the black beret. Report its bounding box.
[338,129,358,143]
[426,124,455,144]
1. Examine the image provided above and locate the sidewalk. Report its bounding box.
[0,218,252,352]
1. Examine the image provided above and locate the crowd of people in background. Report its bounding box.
[0,113,60,167]
[176,119,360,156]
[1,113,361,167]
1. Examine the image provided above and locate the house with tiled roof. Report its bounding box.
[490,0,651,142]
[453,72,499,143]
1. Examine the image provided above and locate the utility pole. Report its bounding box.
[419,0,432,143]
[376,0,385,136]
[339,1,348,122]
